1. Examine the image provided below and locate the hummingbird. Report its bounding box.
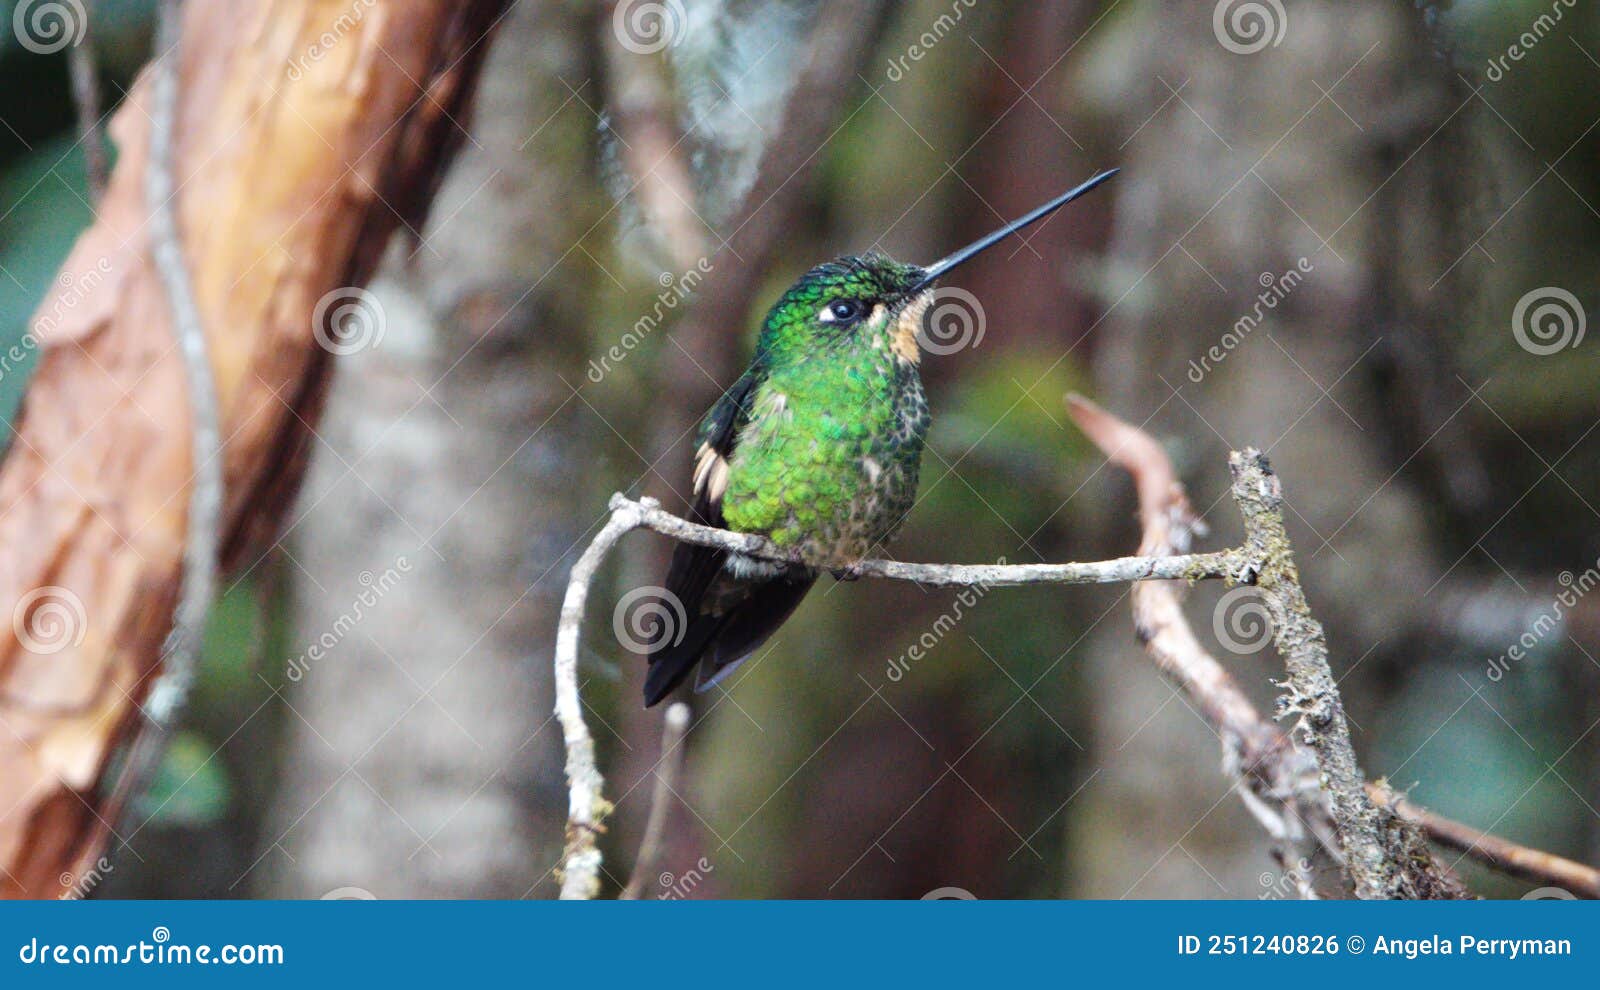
[642,169,1118,706]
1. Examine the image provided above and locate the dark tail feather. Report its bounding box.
[693,575,815,693]
[643,612,724,707]
[642,574,816,706]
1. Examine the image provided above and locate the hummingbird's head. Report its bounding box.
[753,169,1119,367]
[755,253,932,366]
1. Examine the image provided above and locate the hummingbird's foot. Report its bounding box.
[831,562,866,582]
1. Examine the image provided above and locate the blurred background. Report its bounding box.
[1,0,1597,898]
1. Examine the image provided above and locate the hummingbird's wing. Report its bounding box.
[662,369,761,603]
[644,370,761,703]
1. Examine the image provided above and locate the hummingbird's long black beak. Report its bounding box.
[908,168,1119,294]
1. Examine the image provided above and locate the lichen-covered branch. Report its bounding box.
[1371,782,1600,899]
[1226,449,1396,898]
[1227,449,1470,899]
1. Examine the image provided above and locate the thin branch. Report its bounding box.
[111,0,224,830]
[554,505,640,899]
[146,0,222,723]
[620,701,691,900]
[1370,782,1600,899]
[67,22,106,200]
[612,492,1247,587]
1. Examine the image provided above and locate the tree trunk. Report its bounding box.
[263,0,603,898]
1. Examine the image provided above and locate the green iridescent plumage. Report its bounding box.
[719,254,930,562]
[644,255,933,706]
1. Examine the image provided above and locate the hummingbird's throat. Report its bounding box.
[889,292,932,365]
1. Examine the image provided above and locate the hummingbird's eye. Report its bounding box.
[819,299,865,324]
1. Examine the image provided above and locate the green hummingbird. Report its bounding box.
[643,170,1118,706]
